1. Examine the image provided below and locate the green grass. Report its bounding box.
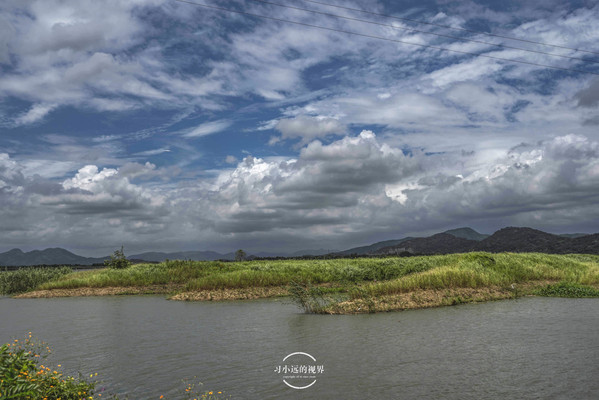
[25,253,599,306]
[360,253,599,297]
[535,281,599,297]
[0,267,73,295]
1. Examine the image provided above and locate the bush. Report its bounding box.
[0,335,97,400]
[535,282,599,298]
[0,267,73,295]
[287,281,332,313]
[104,246,131,269]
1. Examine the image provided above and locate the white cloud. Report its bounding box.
[14,103,57,125]
[133,148,171,157]
[1,131,599,252]
[184,120,232,138]
[274,115,345,145]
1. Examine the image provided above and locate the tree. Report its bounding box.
[235,249,247,262]
[104,246,131,269]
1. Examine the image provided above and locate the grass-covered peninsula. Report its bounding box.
[6,253,599,313]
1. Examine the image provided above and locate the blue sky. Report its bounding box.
[1,0,599,256]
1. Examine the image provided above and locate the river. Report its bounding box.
[1,295,598,399]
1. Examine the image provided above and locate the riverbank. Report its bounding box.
[15,283,184,298]
[9,253,599,313]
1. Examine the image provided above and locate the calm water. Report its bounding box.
[1,295,598,399]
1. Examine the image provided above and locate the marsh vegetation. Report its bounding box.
[8,253,599,313]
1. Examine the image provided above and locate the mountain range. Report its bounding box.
[372,227,599,256]
[0,227,597,266]
[0,247,335,266]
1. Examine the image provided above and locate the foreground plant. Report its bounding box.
[0,334,100,400]
[168,377,231,400]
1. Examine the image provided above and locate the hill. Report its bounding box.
[376,233,478,256]
[443,227,489,241]
[373,227,597,256]
[334,238,415,256]
[0,248,105,266]
[127,251,232,262]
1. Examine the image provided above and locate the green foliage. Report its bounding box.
[0,267,73,295]
[0,335,97,400]
[361,252,599,297]
[32,252,599,307]
[104,246,131,269]
[234,249,247,262]
[535,281,599,298]
[287,281,332,313]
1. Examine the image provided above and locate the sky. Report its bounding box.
[1,0,598,256]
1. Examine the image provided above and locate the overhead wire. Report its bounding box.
[244,0,599,65]
[172,0,599,76]
[297,0,599,56]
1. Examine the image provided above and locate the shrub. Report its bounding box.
[287,281,332,313]
[104,246,131,269]
[0,335,97,400]
[0,267,73,295]
[535,282,599,298]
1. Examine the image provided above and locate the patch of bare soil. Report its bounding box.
[170,286,289,301]
[323,281,556,314]
[15,284,184,298]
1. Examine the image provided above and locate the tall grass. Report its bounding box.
[0,267,73,295]
[361,252,599,297]
[28,253,599,301]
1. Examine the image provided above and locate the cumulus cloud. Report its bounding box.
[2,131,599,252]
[2,1,599,253]
[0,155,170,249]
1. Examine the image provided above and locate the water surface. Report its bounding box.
[1,296,598,399]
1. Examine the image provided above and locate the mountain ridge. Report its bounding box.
[374,227,598,256]
[1,227,596,266]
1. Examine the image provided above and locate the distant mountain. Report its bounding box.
[290,248,337,257]
[373,227,597,256]
[558,233,589,239]
[474,227,571,253]
[335,238,415,256]
[127,251,232,262]
[443,227,489,241]
[2,227,595,266]
[376,234,478,256]
[568,234,599,253]
[0,248,105,266]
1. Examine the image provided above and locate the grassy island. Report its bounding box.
[6,253,599,313]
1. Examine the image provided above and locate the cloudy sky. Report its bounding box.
[1,0,598,256]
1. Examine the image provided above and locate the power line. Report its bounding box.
[244,0,599,65]
[298,0,599,57]
[173,0,599,76]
